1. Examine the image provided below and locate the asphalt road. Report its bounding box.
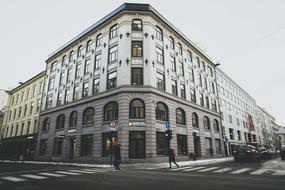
[0,157,284,190]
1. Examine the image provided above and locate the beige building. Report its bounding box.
[0,71,45,160]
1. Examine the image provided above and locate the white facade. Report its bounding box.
[0,89,8,111]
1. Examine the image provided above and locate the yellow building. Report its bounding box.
[0,71,45,160]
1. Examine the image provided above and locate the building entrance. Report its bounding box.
[194,136,201,157]
[129,131,145,159]
[68,137,76,160]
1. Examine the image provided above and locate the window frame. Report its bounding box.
[129,99,145,119]
[132,19,143,31]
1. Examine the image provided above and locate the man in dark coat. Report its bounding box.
[114,144,121,170]
[169,148,179,168]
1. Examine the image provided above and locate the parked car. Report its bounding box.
[281,145,285,160]
[259,147,273,159]
[234,145,260,162]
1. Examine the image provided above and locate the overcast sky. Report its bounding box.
[0,0,284,125]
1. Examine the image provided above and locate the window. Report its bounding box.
[57,92,62,106]
[42,118,50,131]
[129,99,145,119]
[56,114,65,129]
[214,119,219,132]
[171,80,177,95]
[196,57,200,68]
[169,36,175,49]
[81,135,93,156]
[102,132,118,156]
[132,19,142,31]
[62,55,67,66]
[65,89,70,103]
[211,83,215,94]
[33,119,38,133]
[236,118,240,126]
[69,51,75,62]
[203,116,210,130]
[109,24,118,39]
[202,61,206,72]
[104,101,118,121]
[32,85,36,97]
[26,88,30,100]
[29,102,34,115]
[155,47,164,64]
[199,93,204,106]
[176,108,186,125]
[131,68,143,85]
[86,40,92,52]
[205,96,210,108]
[187,50,192,62]
[190,89,196,103]
[156,132,167,155]
[198,74,202,86]
[59,72,65,86]
[93,78,100,94]
[237,130,241,141]
[192,113,199,129]
[46,96,52,109]
[75,63,81,78]
[179,61,184,76]
[48,78,55,91]
[83,107,94,125]
[82,81,89,98]
[177,135,187,155]
[18,107,22,118]
[73,85,79,100]
[155,26,163,41]
[156,72,165,91]
[53,138,63,156]
[170,56,176,71]
[84,58,91,74]
[132,41,143,57]
[180,84,186,99]
[69,111,77,128]
[107,71,117,89]
[36,99,41,112]
[208,66,213,77]
[67,68,72,82]
[155,102,168,121]
[189,68,194,82]
[77,45,83,57]
[211,100,217,111]
[229,128,234,140]
[96,33,102,47]
[178,43,182,55]
[204,78,208,90]
[228,115,233,123]
[108,45,118,63]
[215,139,222,154]
[94,53,101,70]
[39,139,47,156]
[50,62,57,73]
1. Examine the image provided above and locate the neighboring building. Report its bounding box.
[278,127,285,146]
[272,121,281,148]
[256,106,276,147]
[0,89,8,111]
[0,110,4,140]
[0,72,45,160]
[216,68,262,155]
[36,3,223,162]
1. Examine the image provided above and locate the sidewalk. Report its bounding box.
[0,157,233,169]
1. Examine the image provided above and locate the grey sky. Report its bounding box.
[0,0,284,125]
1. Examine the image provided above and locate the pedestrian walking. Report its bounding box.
[114,144,121,170]
[168,148,179,168]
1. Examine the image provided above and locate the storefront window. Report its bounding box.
[102,132,118,157]
[53,138,63,156]
[156,132,167,155]
[81,135,93,156]
[177,134,187,155]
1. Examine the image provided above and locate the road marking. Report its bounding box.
[250,169,269,175]
[55,171,82,175]
[68,170,97,174]
[183,166,206,171]
[272,170,285,176]
[2,176,26,182]
[213,168,232,173]
[231,168,251,174]
[21,174,47,180]
[82,169,110,173]
[39,172,66,177]
[198,167,220,172]
[171,166,193,171]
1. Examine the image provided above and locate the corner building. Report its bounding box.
[36,3,223,162]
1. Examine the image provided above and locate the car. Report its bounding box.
[281,145,285,160]
[234,145,260,162]
[259,147,273,159]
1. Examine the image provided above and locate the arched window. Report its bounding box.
[155,102,168,121]
[69,50,75,62]
[56,114,65,129]
[169,36,175,49]
[129,99,145,119]
[203,116,210,130]
[77,45,83,57]
[192,113,199,128]
[214,119,219,132]
[176,108,186,125]
[109,24,118,39]
[132,19,142,31]
[96,33,102,47]
[155,26,163,41]
[104,101,118,121]
[83,107,94,125]
[42,118,50,131]
[86,40,92,52]
[62,55,67,66]
[69,111,77,128]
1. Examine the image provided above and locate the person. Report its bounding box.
[114,144,121,170]
[168,148,179,168]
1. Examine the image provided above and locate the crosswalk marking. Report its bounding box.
[39,172,66,177]
[231,168,251,174]
[198,167,220,172]
[55,171,82,175]
[250,169,269,175]
[272,170,285,176]
[183,166,206,171]
[21,174,47,180]
[82,168,110,173]
[69,170,97,174]
[213,167,232,173]
[2,176,27,182]
[170,166,192,171]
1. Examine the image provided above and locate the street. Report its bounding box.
[0,157,284,190]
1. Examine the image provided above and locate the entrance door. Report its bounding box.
[194,136,201,157]
[69,137,76,160]
[129,131,145,159]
